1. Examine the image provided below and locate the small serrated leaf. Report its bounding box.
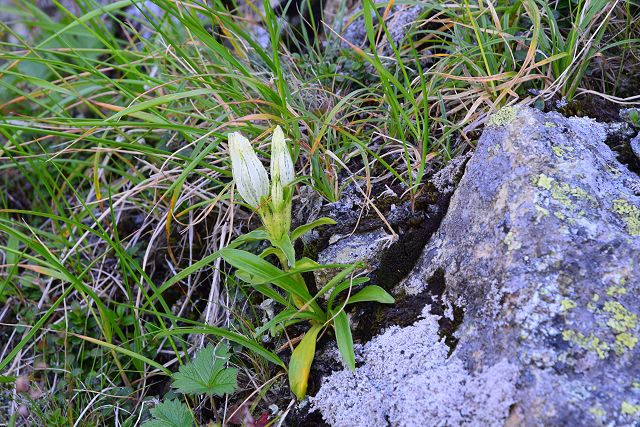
[142,399,193,427]
[172,344,238,396]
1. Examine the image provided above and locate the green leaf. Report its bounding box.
[254,309,319,338]
[332,310,355,371]
[172,344,238,396]
[327,277,370,311]
[259,247,281,258]
[294,257,322,270]
[107,89,216,122]
[228,229,269,248]
[220,248,323,316]
[142,399,194,427]
[272,232,296,268]
[346,285,395,305]
[289,324,322,400]
[154,327,284,368]
[291,217,336,241]
[235,269,291,307]
[314,263,359,301]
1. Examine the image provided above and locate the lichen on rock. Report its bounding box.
[315,107,640,426]
[487,106,518,127]
[311,307,518,427]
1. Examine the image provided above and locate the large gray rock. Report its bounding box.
[314,107,640,426]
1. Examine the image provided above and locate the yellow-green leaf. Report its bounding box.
[288,324,322,399]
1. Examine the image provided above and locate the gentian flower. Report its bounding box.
[228,132,269,209]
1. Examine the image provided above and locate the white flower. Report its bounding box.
[228,132,269,208]
[270,125,295,187]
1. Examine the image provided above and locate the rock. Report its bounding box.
[312,307,519,427]
[314,228,389,288]
[315,106,640,426]
[376,5,426,57]
[429,151,473,196]
[631,133,640,162]
[339,4,426,56]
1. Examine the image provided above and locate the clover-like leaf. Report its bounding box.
[172,344,238,396]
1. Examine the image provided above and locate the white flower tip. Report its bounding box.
[273,125,284,142]
[270,125,295,185]
[228,131,249,153]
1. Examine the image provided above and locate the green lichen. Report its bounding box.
[544,121,557,128]
[562,330,610,359]
[487,144,501,156]
[633,381,640,389]
[612,199,640,236]
[487,106,518,127]
[621,401,640,415]
[561,299,577,311]
[552,146,565,157]
[554,211,566,220]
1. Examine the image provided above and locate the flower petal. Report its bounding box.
[228,132,269,208]
[270,125,295,186]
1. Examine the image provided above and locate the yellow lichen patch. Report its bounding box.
[603,301,637,333]
[552,146,565,157]
[589,406,606,418]
[549,181,595,207]
[487,106,518,127]
[562,330,610,359]
[554,211,566,220]
[561,299,577,311]
[535,175,596,220]
[534,205,549,217]
[600,301,639,354]
[536,174,553,190]
[606,286,627,297]
[615,332,638,354]
[621,401,640,415]
[612,199,640,236]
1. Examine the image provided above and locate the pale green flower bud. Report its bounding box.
[271,178,284,210]
[228,132,269,209]
[270,125,295,187]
